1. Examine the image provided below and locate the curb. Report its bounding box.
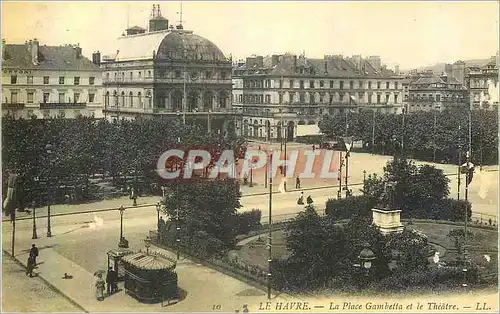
[3,203,154,222]
[2,249,89,313]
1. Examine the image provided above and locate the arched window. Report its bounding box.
[121,91,125,107]
[138,92,142,107]
[105,91,109,106]
[129,91,133,107]
[172,91,183,112]
[113,90,118,105]
[146,90,152,108]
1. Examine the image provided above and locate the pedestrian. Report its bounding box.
[95,273,105,301]
[243,304,249,313]
[295,176,301,189]
[106,267,114,295]
[243,172,248,185]
[307,195,313,205]
[297,192,304,205]
[111,268,118,293]
[26,256,35,277]
[312,144,315,151]
[278,165,283,175]
[29,244,39,265]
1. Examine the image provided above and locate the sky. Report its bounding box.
[2,1,499,70]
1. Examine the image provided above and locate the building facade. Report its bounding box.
[232,54,404,140]
[101,5,237,134]
[2,39,103,119]
[404,73,468,112]
[465,56,499,111]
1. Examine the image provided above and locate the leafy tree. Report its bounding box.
[162,178,242,252]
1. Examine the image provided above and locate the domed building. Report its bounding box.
[99,4,238,134]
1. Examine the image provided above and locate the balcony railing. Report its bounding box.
[2,103,25,109]
[40,102,87,109]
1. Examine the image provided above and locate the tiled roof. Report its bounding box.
[234,54,396,78]
[413,76,446,85]
[2,44,99,70]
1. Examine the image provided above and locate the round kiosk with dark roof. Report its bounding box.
[121,250,179,303]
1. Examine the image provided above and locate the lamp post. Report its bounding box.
[32,200,38,239]
[118,205,128,248]
[45,143,53,238]
[363,170,367,194]
[144,236,151,255]
[354,243,376,277]
[156,202,161,241]
[32,176,39,240]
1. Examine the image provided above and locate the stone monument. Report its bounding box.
[371,182,404,235]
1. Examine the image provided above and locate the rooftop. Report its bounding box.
[2,42,99,70]
[233,54,397,78]
[103,29,228,62]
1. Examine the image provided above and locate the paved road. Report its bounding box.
[2,212,301,312]
[1,251,81,312]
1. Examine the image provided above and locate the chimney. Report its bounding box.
[75,43,82,59]
[256,56,263,68]
[92,51,101,66]
[271,55,279,67]
[31,38,39,65]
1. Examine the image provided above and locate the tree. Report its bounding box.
[162,178,242,253]
[387,228,430,272]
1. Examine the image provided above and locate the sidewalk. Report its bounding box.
[4,233,301,313]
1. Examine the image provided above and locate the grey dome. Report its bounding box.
[156,32,227,62]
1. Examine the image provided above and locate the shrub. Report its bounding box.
[432,199,472,222]
[236,209,262,235]
[447,228,474,239]
[325,195,377,221]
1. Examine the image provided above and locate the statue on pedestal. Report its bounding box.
[378,182,396,210]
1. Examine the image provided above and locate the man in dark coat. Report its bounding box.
[26,256,35,277]
[106,267,114,295]
[29,244,39,265]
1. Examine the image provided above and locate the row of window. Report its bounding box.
[105,70,228,81]
[10,75,95,86]
[409,94,466,102]
[237,93,399,104]
[244,79,400,90]
[8,91,95,104]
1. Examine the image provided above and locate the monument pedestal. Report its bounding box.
[372,207,404,235]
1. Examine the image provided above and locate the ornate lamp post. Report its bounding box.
[156,202,161,241]
[118,206,128,248]
[32,200,38,239]
[354,243,377,276]
[363,170,367,194]
[144,236,151,255]
[45,144,53,237]
[32,176,40,239]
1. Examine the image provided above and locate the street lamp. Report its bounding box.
[354,243,377,276]
[118,205,128,248]
[156,202,161,241]
[45,143,53,237]
[363,170,367,194]
[31,199,38,239]
[144,236,151,255]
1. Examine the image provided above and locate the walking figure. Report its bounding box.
[243,304,249,313]
[295,177,301,189]
[243,172,248,185]
[95,273,105,301]
[26,256,35,277]
[106,267,114,295]
[30,244,39,265]
[297,192,304,205]
[278,165,283,175]
[312,145,315,151]
[307,195,314,205]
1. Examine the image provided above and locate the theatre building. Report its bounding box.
[100,5,238,135]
